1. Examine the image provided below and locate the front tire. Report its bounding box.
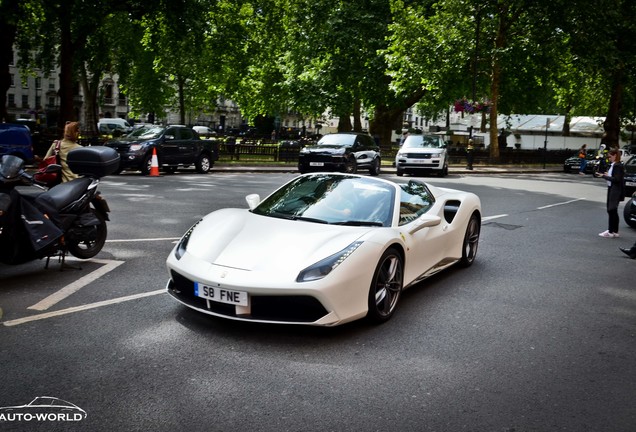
[344,156,357,174]
[367,248,403,324]
[459,213,481,267]
[369,158,381,176]
[141,154,153,175]
[66,210,107,259]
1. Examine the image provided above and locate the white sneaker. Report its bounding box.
[612,232,620,238]
[599,230,613,238]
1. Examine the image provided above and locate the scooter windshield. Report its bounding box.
[0,155,25,179]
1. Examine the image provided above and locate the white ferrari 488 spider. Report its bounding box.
[166,173,481,326]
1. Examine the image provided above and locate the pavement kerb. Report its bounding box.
[212,164,564,175]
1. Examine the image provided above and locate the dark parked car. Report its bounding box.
[298,132,381,175]
[104,125,218,175]
[563,149,597,174]
[623,155,636,195]
[0,123,34,163]
[624,193,636,229]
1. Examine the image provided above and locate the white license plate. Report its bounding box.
[626,181,636,187]
[412,159,434,164]
[195,282,248,306]
[309,162,324,167]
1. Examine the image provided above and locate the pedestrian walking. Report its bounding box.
[466,139,475,170]
[595,149,625,238]
[44,121,82,183]
[619,240,636,259]
[578,144,588,175]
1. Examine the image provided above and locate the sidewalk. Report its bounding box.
[212,163,564,175]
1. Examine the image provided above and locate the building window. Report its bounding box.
[22,95,29,108]
[49,80,55,90]
[8,94,15,107]
[35,77,42,89]
[48,96,55,108]
[10,74,15,87]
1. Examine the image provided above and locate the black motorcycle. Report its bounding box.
[0,146,119,268]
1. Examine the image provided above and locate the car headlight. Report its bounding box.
[396,151,404,158]
[296,241,363,282]
[174,220,201,260]
[130,144,143,151]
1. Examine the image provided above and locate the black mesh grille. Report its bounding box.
[168,270,329,323]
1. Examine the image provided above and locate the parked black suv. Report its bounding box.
[104,125,217,175]
[298,132,381,175]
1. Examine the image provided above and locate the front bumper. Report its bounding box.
[165,247,372,326]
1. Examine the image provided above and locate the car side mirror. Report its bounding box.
[245,194,261,210]
[409,214,441,234]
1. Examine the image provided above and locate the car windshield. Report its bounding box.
[402,135,443,149]
[127,126,164,139]
[253,174,395,227]
[625,156,636,171]
[317,134,356,147]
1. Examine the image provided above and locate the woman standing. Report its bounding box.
[596,149,625,238]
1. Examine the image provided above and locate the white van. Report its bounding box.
[98,118,132,135]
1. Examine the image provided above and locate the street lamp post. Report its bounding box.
[543,117,551,169]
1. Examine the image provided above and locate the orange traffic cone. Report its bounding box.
[149,147,160,177]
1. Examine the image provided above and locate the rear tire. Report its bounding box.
[66,210,107,259]
[195,154,211,173]
[459,213,480,267]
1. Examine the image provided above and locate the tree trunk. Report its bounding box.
[562,104,572,136]
[603,68,623,148]
[178,75,186,125]
[58,17,77,130]
[353,97,362,132]
[79,65,101,137]
[337,113,352,132]
[369,87,428,152]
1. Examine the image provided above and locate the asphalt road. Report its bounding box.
[0,170,635,432]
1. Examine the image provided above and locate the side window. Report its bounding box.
[165,128,176,139]
[179,128,193,140]
[398,181,435,226]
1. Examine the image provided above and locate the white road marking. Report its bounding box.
[4,290,165,327]
[106,237,180,243]
[537,198,586,210]
[482,214,508,221]
[28,259,125,311]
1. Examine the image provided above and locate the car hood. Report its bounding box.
[301,145,347,154]
[105,136,159,147]
[398,147,445,155]
[184,208,370,272]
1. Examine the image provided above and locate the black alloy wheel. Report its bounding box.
[141,153,153,175]
[367,248,403,323]
[369,158,381,176]
[344,156,357,174]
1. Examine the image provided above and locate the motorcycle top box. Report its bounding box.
[67,146,120,177]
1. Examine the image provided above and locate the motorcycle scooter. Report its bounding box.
[0,146,120,268]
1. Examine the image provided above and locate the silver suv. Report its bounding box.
[395,134,448,177]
